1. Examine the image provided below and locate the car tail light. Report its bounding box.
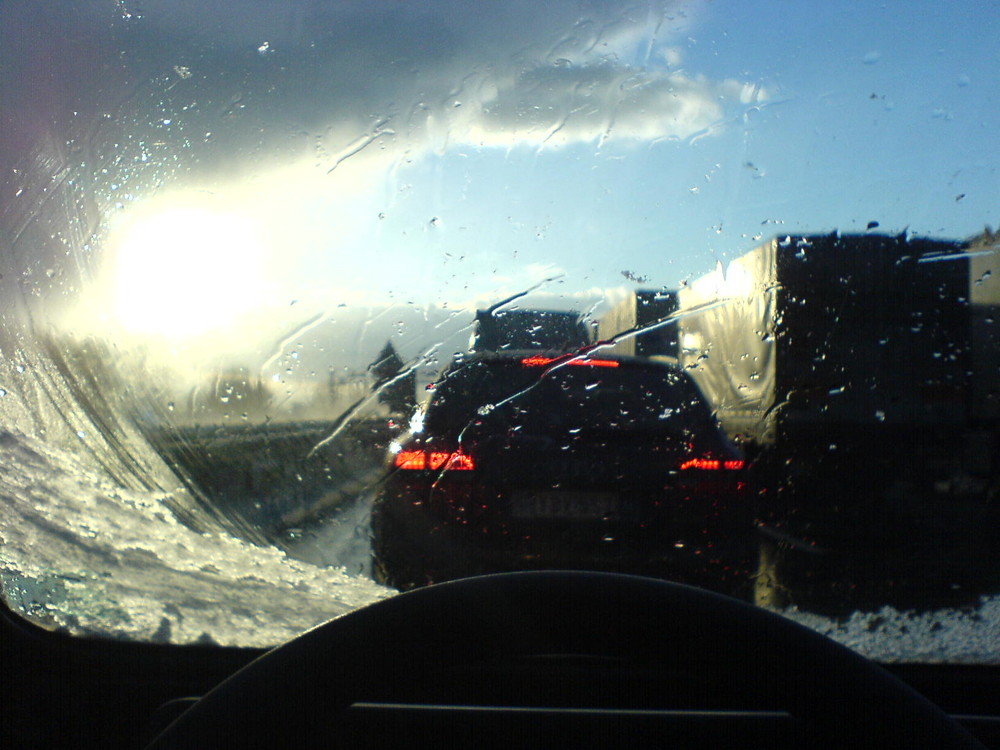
[394,450,427,470]
[679,457,745,471]
[426,452,450,470]
[442,452,475,470]
[521,355,619,368]
[394,449,475,471]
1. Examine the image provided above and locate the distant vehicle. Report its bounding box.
[597,289,679,358]
[471,308,593,352]
[371,351,750,592]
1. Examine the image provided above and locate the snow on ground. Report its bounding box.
[0,427,999,661]
[779,599,1000,664]
[0,430,391,647]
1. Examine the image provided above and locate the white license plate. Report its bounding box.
[510,491,620,520]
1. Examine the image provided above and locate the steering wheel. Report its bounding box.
[147,571,984,749]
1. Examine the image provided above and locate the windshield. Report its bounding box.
[0,0,997,661]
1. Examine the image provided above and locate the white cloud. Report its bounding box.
[449,67,767,148]
[297,5,766,176]
[661,46,684,68]
[34,0,770,353]
[108,1,762,171]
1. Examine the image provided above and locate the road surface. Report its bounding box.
[281,489,377,578]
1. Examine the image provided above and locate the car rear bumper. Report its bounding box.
[371,488,755,592]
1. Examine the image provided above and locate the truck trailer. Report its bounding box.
[596,289,679,359]
[676,232,998,495]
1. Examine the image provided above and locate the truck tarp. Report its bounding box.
[676,233,994,447]
[597,290,678,358]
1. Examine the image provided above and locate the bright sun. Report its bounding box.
[110,203,270,338]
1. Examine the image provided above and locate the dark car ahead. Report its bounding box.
[372,351,752,592]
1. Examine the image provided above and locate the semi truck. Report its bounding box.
[675,232,999,496]
[596,289,679,358]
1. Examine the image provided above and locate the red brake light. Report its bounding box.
[395,449,475,471]
[680,457,745,471]
[395,450,426,470]
[680,458,719,470]
[521,355,551,367]
[427,452,451,470]
[521,355,619,368]
[446,453,475,470]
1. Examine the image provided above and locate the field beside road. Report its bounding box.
[146,418,394,544]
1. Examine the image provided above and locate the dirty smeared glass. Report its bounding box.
[0,0,997,658]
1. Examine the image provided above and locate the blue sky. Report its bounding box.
[271,0,998,314]
[7,0,994,374]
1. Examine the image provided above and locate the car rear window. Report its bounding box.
[424,359,720,438]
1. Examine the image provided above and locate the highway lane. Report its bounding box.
[280,488,378,578]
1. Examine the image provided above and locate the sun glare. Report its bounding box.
[111,204,269,338]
